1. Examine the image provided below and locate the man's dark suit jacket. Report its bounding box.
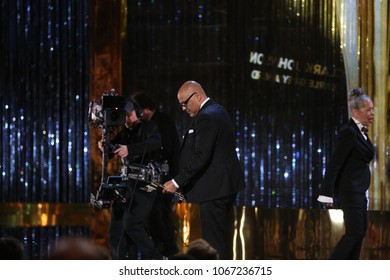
[174,99,245,203]
[320,118,374,205]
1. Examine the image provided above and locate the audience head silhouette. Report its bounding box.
[186,238,219,260]
[0,236,24,260]
[50,237,111,260]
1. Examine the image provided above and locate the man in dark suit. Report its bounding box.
[163,80,245,259]
[318,88,375,259]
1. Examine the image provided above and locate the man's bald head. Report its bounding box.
[177,81,208,117]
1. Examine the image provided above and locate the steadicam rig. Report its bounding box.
[90,161,185,209]
[89,89,185,210]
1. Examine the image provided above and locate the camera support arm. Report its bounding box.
[101,124,111,184]
[93,124,112,204]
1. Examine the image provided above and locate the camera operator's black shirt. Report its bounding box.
[111,120,162,164]
[151,111,180,179]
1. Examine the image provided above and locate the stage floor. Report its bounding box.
[1,203,389,259]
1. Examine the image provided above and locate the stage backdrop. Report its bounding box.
[0,0,90,259]
[0,0,90,203]
[1,0,348,208]
[1,0,388,260]
[122,0,348,208]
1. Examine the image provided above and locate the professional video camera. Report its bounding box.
[89,89,128,209]
[88,89,126,127]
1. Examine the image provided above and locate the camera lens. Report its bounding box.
[105,108,125,126]
[110,109,121,121]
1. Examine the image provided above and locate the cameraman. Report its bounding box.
[98,97,163,260]
[133,91,180,257]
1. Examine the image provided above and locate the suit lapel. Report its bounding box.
[350,119,374,153]
[179,99,214,151]
[180,118,196,151]
[365,134,374,151]
[358,133,374,152]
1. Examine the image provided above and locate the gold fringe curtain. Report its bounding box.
[337,0,390,210]
[89,0,123,246]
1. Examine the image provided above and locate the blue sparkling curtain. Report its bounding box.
[0,0,90,203]
[1,0,348,209]
[0,0,351,259]
[0,226,90,259]
[122,0,348,209]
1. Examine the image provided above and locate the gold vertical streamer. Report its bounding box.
[337,0,389,210]
[357,0,389,209]
[370,0,390,210]
[336,0,359,88]
[89,0,123,246]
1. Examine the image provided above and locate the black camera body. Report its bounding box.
[88,89,126,127]
[102,95,126,126]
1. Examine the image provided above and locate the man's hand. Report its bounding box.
[97,139,104,152]
[163,180,177,194]
[114,145,128,158]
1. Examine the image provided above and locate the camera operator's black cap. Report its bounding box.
[124,98,135,112]
[124,97,143,118]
